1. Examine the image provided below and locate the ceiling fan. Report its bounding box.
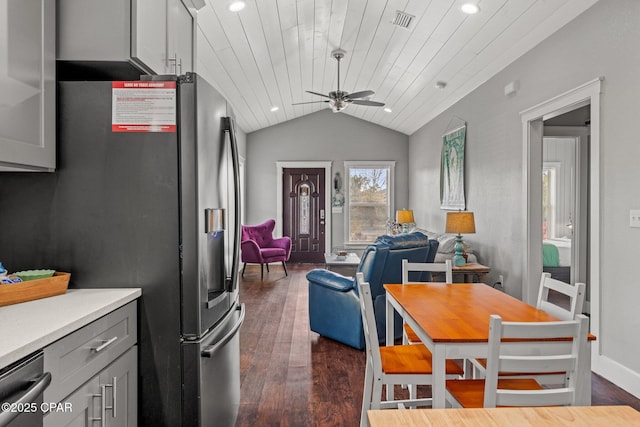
[293,49,385,113]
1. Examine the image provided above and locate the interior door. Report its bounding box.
[283,168,326,263]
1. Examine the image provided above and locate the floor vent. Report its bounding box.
[392,10,415,29]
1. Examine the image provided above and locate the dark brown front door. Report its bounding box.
[283,168,326,263]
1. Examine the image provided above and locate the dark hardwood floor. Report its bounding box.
[235,263,640,426]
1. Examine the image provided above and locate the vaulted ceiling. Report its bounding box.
[196,0,598,135]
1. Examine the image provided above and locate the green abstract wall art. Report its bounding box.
[440,125,466,210]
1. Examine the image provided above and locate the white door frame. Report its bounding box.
[275,161,333,254]
[520,77,601,368]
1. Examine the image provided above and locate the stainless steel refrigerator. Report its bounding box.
[0,73,243,426]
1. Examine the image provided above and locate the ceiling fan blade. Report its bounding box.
[351,100,385,107]
[292,100,330,105]
[347,90,375,99]
[306,90,331,98]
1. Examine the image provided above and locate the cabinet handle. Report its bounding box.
[168,53,181,75]
[91,376,117,425]
[112,376,117,418]
[90,385,106,426]
[104,376,117,418]
[92,336,118,353]
[101,384,107,426]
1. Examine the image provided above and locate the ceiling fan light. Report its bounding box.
[228,1,246,12]
[295,49,379,113]
[329,99,347,113]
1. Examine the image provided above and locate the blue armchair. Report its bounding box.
[306,232,439,350]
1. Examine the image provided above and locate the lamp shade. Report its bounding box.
[445,211,476,234]
[396,209,415,224]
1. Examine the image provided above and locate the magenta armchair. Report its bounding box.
[241,219,292,279]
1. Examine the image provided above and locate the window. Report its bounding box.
[344,161,395,245]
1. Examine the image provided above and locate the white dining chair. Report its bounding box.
[536,272,586,321]
[445,313,589,408]
[401,259,453,345]
[355,272,463,427]
[402,259,453,284]
[470,272,586,380]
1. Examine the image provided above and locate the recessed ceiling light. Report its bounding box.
[460,3,480,14]
[228,1,246,12]
[270,106,279,112]
[384,108,392,113]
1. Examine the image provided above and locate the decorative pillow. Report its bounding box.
[411,227,442,240]
[437,234,458,253]
[411,227,474,254]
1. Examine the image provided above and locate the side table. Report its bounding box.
[452,263,491,283]
[324,252,361,274]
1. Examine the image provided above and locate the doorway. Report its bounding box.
[282,168,326,263]
[521,77,601,369]
[542,110,590,292]
[275,161,332,264]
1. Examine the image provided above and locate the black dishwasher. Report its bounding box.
[0,351,51,427]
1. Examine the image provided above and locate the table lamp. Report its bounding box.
[445,211,475,266]
[396,209,415,233]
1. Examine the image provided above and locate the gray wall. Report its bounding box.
[409,0,640,394]
[246,109,409,249]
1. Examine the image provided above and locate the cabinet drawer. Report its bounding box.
[44,301,137,403]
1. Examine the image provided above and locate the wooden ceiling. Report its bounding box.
[196,0,598,135]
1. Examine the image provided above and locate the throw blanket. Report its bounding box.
[543,243,560,267]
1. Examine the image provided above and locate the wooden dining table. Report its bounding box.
[368,405,640,426]
[384,283,594,409]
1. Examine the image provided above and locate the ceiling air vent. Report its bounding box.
[392,10,415,29]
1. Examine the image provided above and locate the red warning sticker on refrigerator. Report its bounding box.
[111,81,177,132]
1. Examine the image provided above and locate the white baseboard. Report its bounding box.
[593,354,640,399]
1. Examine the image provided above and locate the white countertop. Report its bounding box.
[0,288,141,368]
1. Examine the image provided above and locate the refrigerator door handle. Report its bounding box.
[222,116,241,291]
[201,303,245,358]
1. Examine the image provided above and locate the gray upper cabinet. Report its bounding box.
[167,0,194,75]
[58,0,193,75]
[0,0,56,171]
[131,0,168,74]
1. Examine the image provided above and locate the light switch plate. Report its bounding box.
[630,210,640,228]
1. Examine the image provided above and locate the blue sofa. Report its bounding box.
[306,232,439,350]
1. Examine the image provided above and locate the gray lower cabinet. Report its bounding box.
[99,347,138,427]
[43,302,138,427]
